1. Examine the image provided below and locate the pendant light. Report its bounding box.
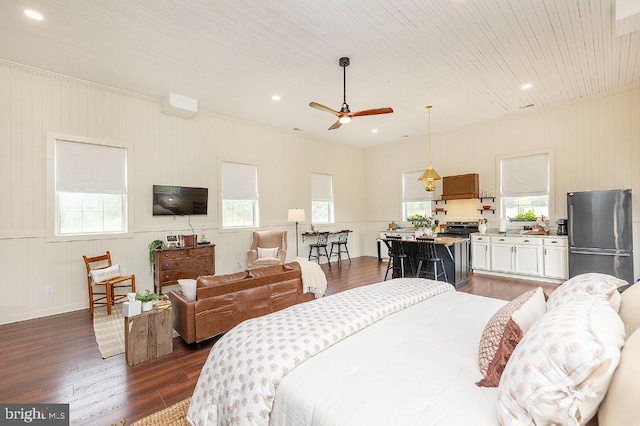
[418,105,440,192]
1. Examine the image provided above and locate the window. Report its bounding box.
[500,152,550,220]
[402,171,432,220]
[221,162,259,228]
[311,173,333,224]
[53,137,128,236]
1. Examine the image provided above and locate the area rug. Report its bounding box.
[130,398,190,425]
[93,304,126,358]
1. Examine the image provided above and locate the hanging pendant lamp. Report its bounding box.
[418,105,440,192]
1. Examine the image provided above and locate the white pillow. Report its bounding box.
[177,279,197,301]
[546,273,625,312]
[497,297,625,426]
[257,247,279,259]
[89,264,121,283]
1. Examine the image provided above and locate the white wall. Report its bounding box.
[363,85,640,275]
[0,60,366,325]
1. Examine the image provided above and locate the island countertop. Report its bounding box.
[381,236,469,245]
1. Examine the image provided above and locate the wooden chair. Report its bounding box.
[329,230,351,265]
[384,236,413,280]
[83,251,136,315]
[308,232,331,267]
[416,240,448,282]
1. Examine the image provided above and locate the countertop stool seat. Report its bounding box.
[384,236,413,280]
[416,240,448,282]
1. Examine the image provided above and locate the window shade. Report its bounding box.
[403,171,429,201]
[221,162,258,200]
[501,153,549,196]
[311,173,333,201]
[55,140,127,193]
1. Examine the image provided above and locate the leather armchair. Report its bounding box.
[247,230,287,268]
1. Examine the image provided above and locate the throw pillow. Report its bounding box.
[618,282,640,337]
[257,246,279,259]
[89,264,121,283]
[496,297,625,426]
[546,273,626,313]
[597,328,640,426]
[177,279,197,301]
[476,287,546,387]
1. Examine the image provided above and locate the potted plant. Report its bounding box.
[136,289,159,312]
[407,214,438,235]
[148,239,165,273]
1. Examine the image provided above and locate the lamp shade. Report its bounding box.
[287,208,306,222]
[418,165,441,182]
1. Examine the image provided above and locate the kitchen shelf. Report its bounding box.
[433,199,447,205]
[435,210,447,215]
[478,209,495,215]
[480,197,495,202]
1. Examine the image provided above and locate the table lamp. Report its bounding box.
[288,208,306,256]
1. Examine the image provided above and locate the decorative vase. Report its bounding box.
[479,224,487,234]
[141,301,153,312]
[424,228,433,236]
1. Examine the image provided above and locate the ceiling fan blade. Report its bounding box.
[309,102,340,115]
[328,120,342,130]
[350,107,394,117]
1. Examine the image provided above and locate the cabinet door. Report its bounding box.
[491,244,514,273]
[514,244,542,276]
[544,245,568,279]
[471,242,491,270]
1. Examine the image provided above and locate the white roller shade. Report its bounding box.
[403,171,429,201]
[501,153,549,196]
[55,140,127,193]
[311,173,333,201]
[221,162,258,200]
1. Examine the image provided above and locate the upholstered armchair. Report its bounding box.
[247,230,287,268]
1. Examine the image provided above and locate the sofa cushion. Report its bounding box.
[247,264,287,278]
[197,271,250,288]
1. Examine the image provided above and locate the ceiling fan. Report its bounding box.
[309,57,393,130]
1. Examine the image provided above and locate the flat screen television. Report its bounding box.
[153,185,208,216]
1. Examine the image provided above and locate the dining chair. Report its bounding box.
[329,230,351,265]
[384,236,413,280]
[83,251,136,315]
[416,240,448,282]
[308,232,331,267]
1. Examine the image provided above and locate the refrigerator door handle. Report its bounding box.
[569,249,632,257]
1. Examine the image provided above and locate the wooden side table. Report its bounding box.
[124,305,173,366]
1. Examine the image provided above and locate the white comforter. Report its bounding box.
[187,278,453,425]
[270,290,507,426]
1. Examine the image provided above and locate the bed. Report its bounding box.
[187,275,640,426]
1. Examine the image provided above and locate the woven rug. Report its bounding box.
[93,304,125,358]
[131,398,190,425]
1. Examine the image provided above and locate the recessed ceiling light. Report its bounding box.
[371,129,378,133]
[24,9,44,21]
[271,95,281,101]
[520,83,533,90]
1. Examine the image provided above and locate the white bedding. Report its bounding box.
[270,290,507,426]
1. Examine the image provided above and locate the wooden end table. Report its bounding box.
[124,304,173,366]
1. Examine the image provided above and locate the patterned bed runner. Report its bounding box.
[187,278,453,425]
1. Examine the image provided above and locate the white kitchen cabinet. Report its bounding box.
[471,235,491,271]
[490,236,542,277]
[543,237,568,279]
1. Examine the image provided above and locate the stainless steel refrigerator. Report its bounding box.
[567,189,634,284]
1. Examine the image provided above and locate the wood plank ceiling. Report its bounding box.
[0,0,638,147]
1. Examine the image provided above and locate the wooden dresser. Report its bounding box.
[153,244,216,294]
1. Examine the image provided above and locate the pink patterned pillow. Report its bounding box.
[546,273,625,313]
[477,287,546,387]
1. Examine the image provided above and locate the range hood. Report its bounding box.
[442,173,479,200]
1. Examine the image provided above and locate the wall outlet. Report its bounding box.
[45,285,54,295]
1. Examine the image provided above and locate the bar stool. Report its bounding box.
[329,230,351,265]
[308,232,331,267]
[416,240,448,282]
[384,236,413,280]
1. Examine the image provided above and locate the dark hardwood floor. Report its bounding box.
[0,256,558,425]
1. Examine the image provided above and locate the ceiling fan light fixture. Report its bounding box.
[339,116,352,124]
[417,105,440,192]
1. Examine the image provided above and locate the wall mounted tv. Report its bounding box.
[153,185,208,216]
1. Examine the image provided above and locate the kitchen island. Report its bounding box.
[381,236,470,288]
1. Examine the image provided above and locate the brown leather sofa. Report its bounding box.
[168,262,315,344]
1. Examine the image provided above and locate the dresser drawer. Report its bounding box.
[160,246,214,260]
[160,256,213,271]
[154,245,215,293]
[159,266,215,284]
